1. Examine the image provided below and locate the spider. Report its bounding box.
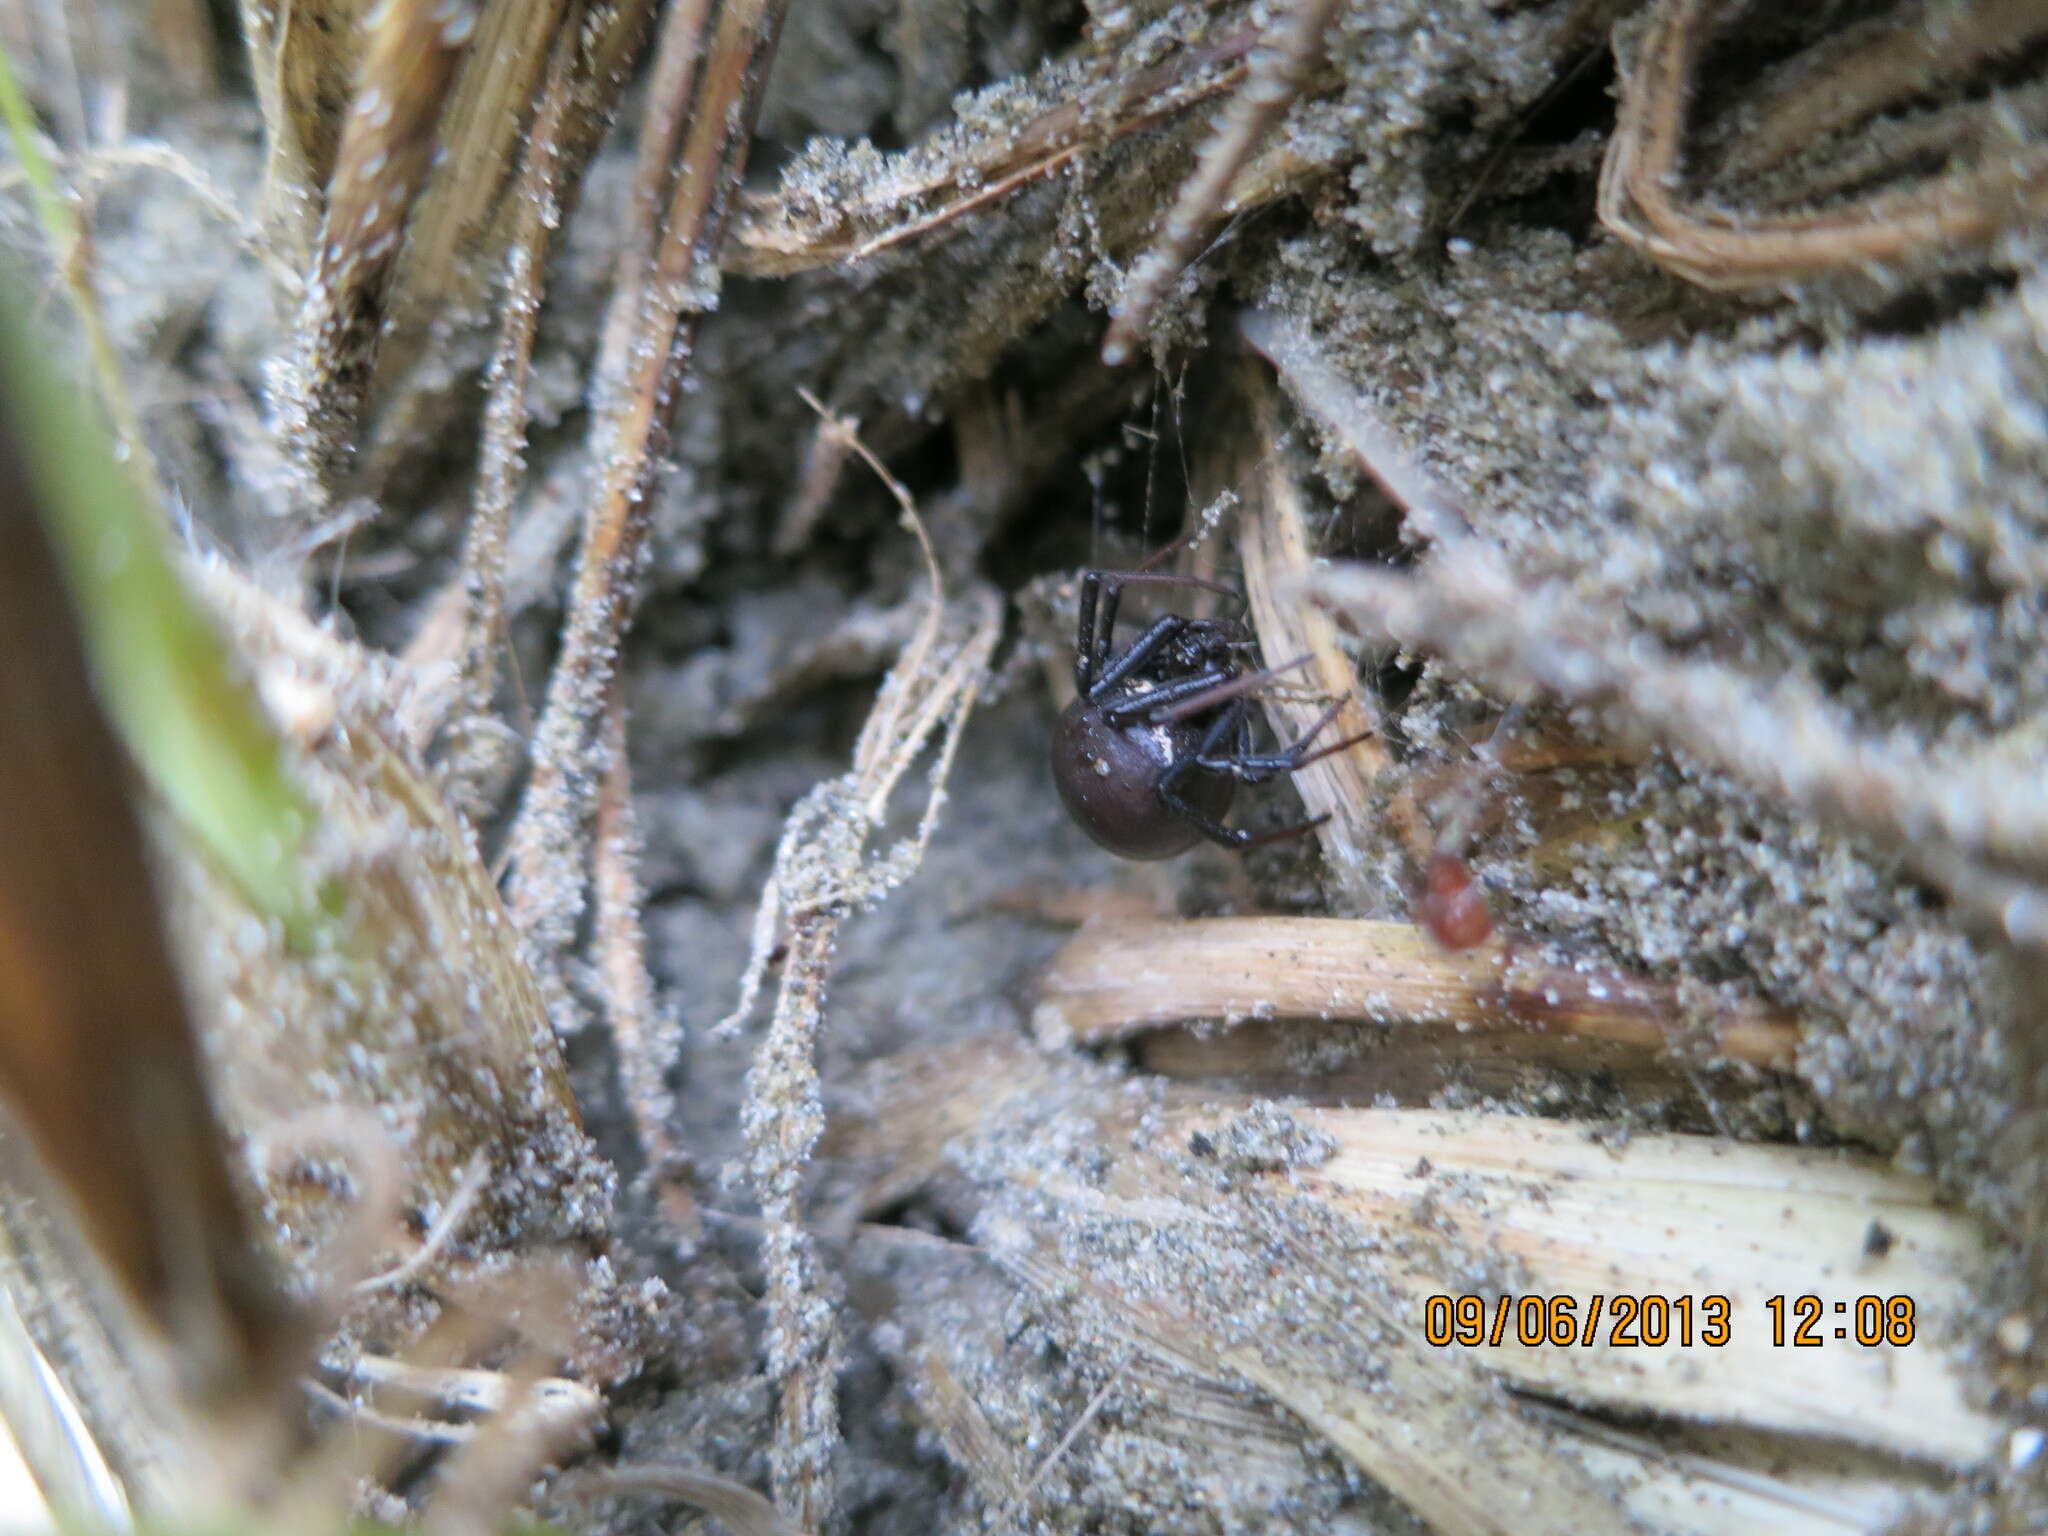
[1051,568,1369,859]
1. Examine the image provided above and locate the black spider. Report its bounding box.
[1050,568,1366,859]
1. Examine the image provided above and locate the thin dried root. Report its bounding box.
[592,1466,807,1536]
[592,0,716,403]
[1598,0,2048,289]
[352,1150,490,1296]
[724,400,1000,1527]
[593,690,699,1247]
[1031,917,1800,1070]
[337,1354,602,1431]
[1102,0,1342,364]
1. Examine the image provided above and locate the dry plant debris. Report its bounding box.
[2,0,2047,1532]
[1100,0,1342,364]
[504,0,791,1018]
[726,15,1263,276]
[1226,359,1412,898]
[1034,915,1801,1069]
[0,378,293,1425]
[1599,0,2048,289]
[719,406,999,1526]
[833,1037,2004,1534]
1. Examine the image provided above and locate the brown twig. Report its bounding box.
[592,0,716,405]
[1101,0,1341,365]
[1597,0,2048,289]
[1032,916,1800,1069]
[505,0,791,1000]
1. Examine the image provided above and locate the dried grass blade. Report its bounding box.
[506,0,790,991]
[1534,1405,1927,1534]
[1034,916,1800,1068]
[429,32,574,745]
[272,0,476,500]
[595,1465,807,1536]
[0,364,295,1410]
[387,0,646,323]
[1227,360,1423,896]
[990,1193,1637,1534]
[593,690,698,1245]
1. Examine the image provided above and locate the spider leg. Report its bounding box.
[1157,779,1258,849]
[1159,699,1338,849]
[1103,665,1236,724]
[1157,708,1254,847]
[1150,654,1315,722]
[1160,762,1333,854]
[1091,570,1242,605]
[1197,702,1373,782]
[1076,567,1245,691]
[1075,570,1104,691]
[1091,614,1193,700]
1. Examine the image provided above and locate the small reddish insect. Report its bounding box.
[1414,850,1494,951]
[1052,568,1368,859]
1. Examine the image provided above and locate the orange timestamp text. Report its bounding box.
[1423,1293,1731,1348]
[1423,1293,1922,1348]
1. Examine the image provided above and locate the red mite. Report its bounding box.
[1415,851,1494,950]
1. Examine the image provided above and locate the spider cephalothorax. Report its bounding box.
[1051,569,1364,860]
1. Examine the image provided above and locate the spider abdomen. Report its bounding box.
[1052,696,1234,860]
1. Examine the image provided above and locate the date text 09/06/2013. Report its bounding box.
[1422,1293,1918,1349]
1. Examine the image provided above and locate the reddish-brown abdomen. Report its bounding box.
[1051,696,1233,860]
